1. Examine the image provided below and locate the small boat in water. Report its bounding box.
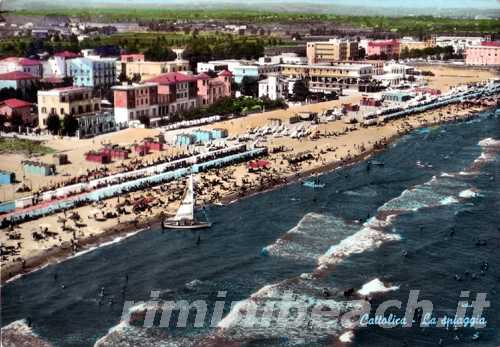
[162,175,211,230]
[303,175,326,189]
[369,160,384,166]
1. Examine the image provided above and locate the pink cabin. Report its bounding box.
[85,151,111,164]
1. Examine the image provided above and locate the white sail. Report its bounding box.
[174,175,195,221]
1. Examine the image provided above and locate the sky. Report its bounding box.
[3,0,499,14]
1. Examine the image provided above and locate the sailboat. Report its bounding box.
[162,175,212,230]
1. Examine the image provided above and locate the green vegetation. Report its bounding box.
[170,96,287,123]
[0,32,274,69]
[0,138,55,155]
[10,8,500,35]
[400,46,460,60]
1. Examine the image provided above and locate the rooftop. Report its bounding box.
[112,82,158,90]
[146,72,197,85]
[38,86,93,96]
[0,57,41,66]
[0,71,38,80]
[0,98,32,109]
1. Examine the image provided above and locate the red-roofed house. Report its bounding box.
[146,72,198,117]
[0,71,39,94]
[0,57,43,78]
[196,70,232,107]
[0,98,34,125]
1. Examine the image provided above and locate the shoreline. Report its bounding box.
[1,105,497,285]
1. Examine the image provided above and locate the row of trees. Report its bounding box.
[400,45,460,60]
[45,113,79,136]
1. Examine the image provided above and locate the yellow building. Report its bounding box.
[37,86,101,128]
[281,63,372,93]
[124,60,190,80]
[306,39,359,64]
[399,37,436,54]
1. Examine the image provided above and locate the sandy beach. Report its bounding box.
[0,65,498,283]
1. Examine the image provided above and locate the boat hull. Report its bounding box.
[162,220,211,230]
[303,181,326,188]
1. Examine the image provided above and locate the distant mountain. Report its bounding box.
[3,0,500,18]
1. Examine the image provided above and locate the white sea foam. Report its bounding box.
[439,196,459,205]
[71,229,145,259]
[318,225,401,267]
[339,330,355,343]
[263,213,358,262]
[478,138,500,148]
[459,189,480,198]
[440,172,455,178]
[1,319,52,347]
[217,281,360,342]
[357,278,399,296]
[185,279,204,290]
[1,319,36,335]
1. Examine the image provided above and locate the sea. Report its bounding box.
[2,109,499,347]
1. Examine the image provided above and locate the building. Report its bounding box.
[399,37,435,54]
[280,63,373,93]
[366,40,400,59]
[0,171,15,185]
[197,60,247,74]
[0,57,43,78]
[306,39,359,64]
[146,72,198,118]
[22,161,56,176]
[112,82,159,126]
[435,36,485,54]
[197,59,279,83]
[68,56,117,88]
[258,74,289,100]
[231,63,281,84]
[124,60,190,81]
[47,51,80,78]
[0,71,39,93]
[382,90,413,102]
[77,111,116,138]
[258,53,307,66]
[0,98,33,125]
[196,70,232,107]
[37,86,101,128]
[118,53,145,77]
[465,42,500,66]
[120,53,145,63]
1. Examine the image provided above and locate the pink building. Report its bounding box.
[367,40,400,59]
[112,82,159,125]
[0,98,33,125]
[146,72,198,117]
[196,70,232,107]
[465,42,500,66]
[0,57,43,78]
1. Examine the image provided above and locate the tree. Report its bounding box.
[62,114,79,136]
[138,115,150,128]
[292,79,309,102]
[240,76,258,97]
[46,113,61,135]
[11,113,24,128]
